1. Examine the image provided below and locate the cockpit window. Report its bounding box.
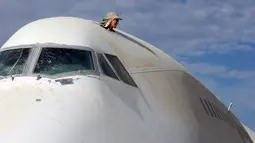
[34,48,94,75]
[105,54,138,87]
[0,48,30,76]
[98,53,119,80]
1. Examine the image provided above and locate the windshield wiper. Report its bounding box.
[7,49,24,76]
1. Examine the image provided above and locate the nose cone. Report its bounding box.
[0,75,197,143]
[0,76,104,143]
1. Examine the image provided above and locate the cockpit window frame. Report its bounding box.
[0,43,137,88]
[97,52,138,88]
[96,53,121,81]
[30,44,100,79]
[0,43,100,79]
[0,46,34,79]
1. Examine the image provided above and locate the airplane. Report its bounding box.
[0,16,254,143]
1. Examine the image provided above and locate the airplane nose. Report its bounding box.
[0,76,104,143]
[0,75,195,143]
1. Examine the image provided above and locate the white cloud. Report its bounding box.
[114,0,255,56]
[207,43,253,53]
[217,79,255,111]
[0,0,254,57]
[182,62,255,80]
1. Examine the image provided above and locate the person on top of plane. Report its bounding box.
[100,12,122,32]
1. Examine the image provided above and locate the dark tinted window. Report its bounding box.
[214,106,222,120]
[212,104,221,120]
[98,53,119,80]
[203,99,213,117]
[0,48,30,76]
[200,98,210,115]
[34,48,94,75]
[105,54,137,87]
[208,102,217,119]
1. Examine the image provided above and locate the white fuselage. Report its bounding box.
[0,74,195,143]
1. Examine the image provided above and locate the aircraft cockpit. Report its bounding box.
[0,44,138,88]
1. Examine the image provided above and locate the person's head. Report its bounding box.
[101,12,122,31]
[109,18,119,28]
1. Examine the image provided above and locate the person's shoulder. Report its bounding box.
[100,25,116,32]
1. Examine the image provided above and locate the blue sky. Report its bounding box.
[0,0,254,130]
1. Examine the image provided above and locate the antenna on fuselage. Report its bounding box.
[227,102,233,113]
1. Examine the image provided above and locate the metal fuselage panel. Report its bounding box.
[0,71,201,143]
[0,74,187,143]
[0,71,253,143]
[131,70,251,143]
[0,75,148,143]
